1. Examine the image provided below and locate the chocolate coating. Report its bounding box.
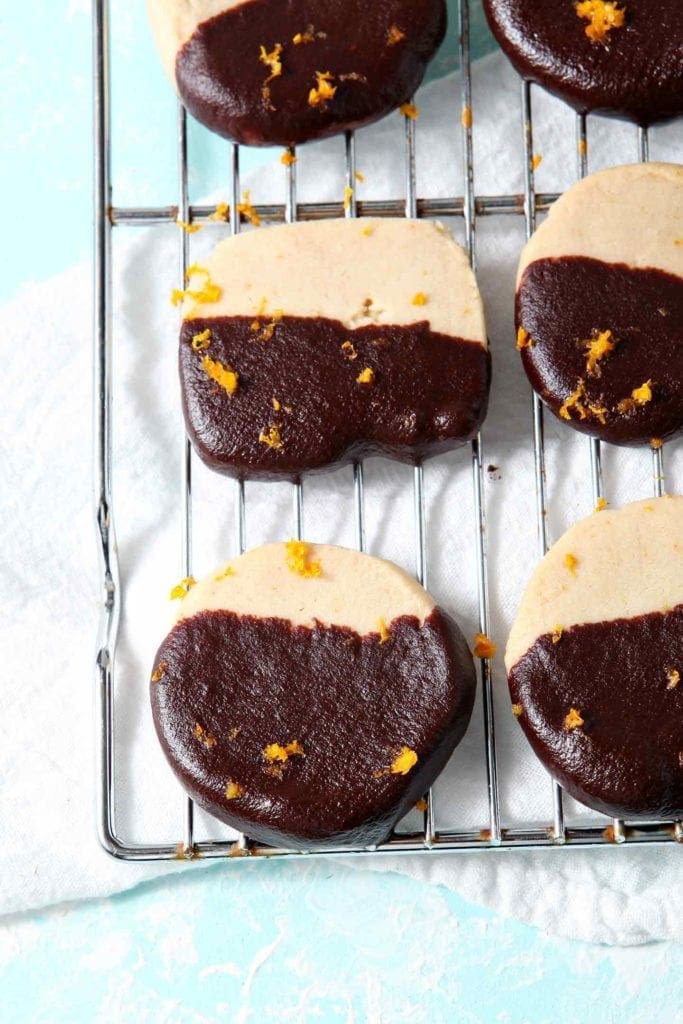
[180,316,490,480]
[508,606,683,820]
[175,0,446,147]
[151,609,475,848]
[483,0,683,126]
[517,257,683,445]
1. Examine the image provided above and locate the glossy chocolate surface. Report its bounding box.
[483,0,683,125]
[175,0,446,146]
[151,608,475,849]
[517,257,683,446]
[180,315,490,480]
[508,605,683,820]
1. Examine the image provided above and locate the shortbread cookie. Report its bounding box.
[516,163,683,446]
[177,218,490,480]
[506,495,683,821]
[150,542,476,849]
[483,0,683,125]
[147,0,446,146]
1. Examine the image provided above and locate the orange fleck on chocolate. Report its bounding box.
[201,355,239,395]
[356,366,375,385]
[285,539,322,578]
[308,71,337,109]
[390,746,418,775]
[191,328,212,352]
[473,632,497,659]
[259,425,283,449]
[584,329,616,377]
[341,340,358,360]
[263,740,305,764]
[575,1,625,43]
[169,576,196,600]
[511,703,524,718]
[516,326,533,350]
[666,667,680,690]
[400,102,419,120]
[228,726,241,741]
[193,723,217,749]
[377,617,391,644]
[225,781,243,800]
[151,661,168,683]
[564,707,585,731]
[564,553,578,575]
[271,396,282,412]
[559,379,588,421]
[387,24,406,45]
[551,624,564,644]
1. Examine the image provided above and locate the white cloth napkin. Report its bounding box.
[1,52,681,943]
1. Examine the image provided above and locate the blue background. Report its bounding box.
[2,3,681,1020]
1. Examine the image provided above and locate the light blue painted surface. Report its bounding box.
[2,3,682,1021]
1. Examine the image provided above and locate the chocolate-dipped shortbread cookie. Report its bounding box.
[483,0,683,125]
[516,163,683,446]
[506,495,683,821]
[147,0,446,146]
[151,542,476,848]
[177,218,490,480]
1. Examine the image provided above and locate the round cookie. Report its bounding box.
[150,542,476,849]
[146,0,446,146]
[506,495,683,821]
[515,163,683,446]
[482,0,683,125]
[177,217,491,480]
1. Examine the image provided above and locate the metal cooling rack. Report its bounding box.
[94,0,682,860]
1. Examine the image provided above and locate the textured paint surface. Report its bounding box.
[2,862,683,1023]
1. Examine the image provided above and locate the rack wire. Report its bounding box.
[94,0,682,861]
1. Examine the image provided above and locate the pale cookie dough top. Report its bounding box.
[517,163,683,285]
[182,218,487,344]
[175,542,436,634]
[147,0,243,83]
[505,495,683,671]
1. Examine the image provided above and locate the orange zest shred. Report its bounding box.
[193,723,217,749]
[308,71,337,109]
[516,326,533,350]
[584,329,616,376]
[559,379,588,421]
[225,781,243,800]
[511,703,523,718]
[564,707,585,731]
[564,552,578,575]
[201,355,239,395]
[356,366,375,385]
[263,740,305,764]
[617,379,654,412]
[377,617,391,644]
[209,202,229,222]
[666,667,680,690]
[176,218,202,234]
[272,396,282,411]
[387,24,406,45]
[390,747,418,775]
[191,328,212,352]
[285,539,322,578]
[355,170,366,183]
[343,185,354,211]
[171,264,222,310]
[575,1,625,43]
[400,102,419,120]
[578,138,588,156]
[236,190,261,227]
[461,105,473,129]
[411,291,428,306]
[293,25,320,45]
[281,150,297,166]
[532,154,542,170]
[594,496,609,512]
[259,42,283,108]
[151,661,168,682]
[214,564,235,582]
[551,624,564,644]
[256,310,283,342]
[473,632,496,659]
[415,798,428,813]
[169,576,196,600]
[361,225,374,237]
[259,425,284,450]
[341,340,358,360]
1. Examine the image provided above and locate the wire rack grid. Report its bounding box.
[93,0,682,861]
